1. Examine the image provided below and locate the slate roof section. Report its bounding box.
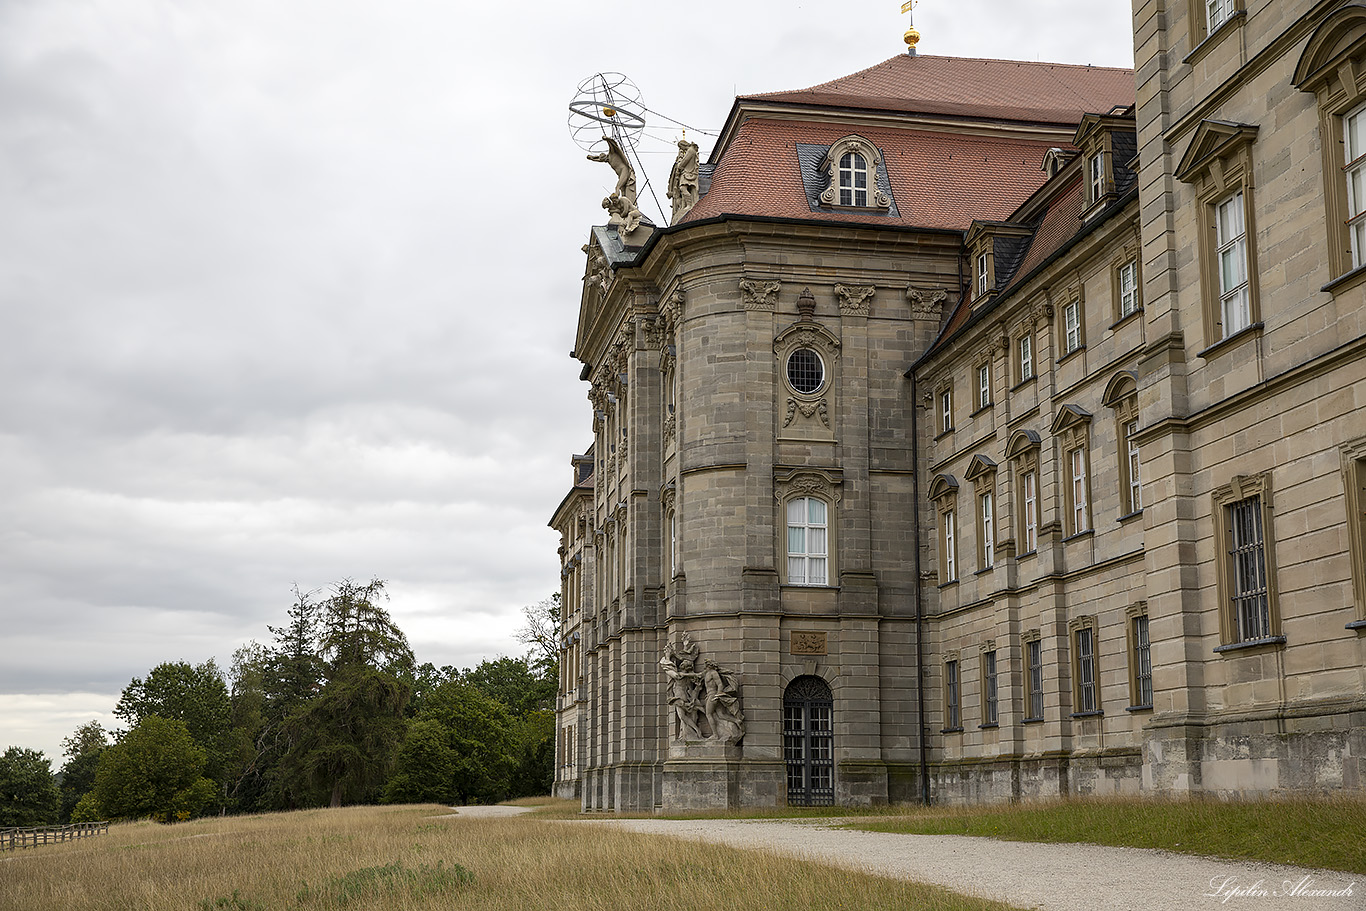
[745,54,1136,126]
[680,119,1076,231]
[794,143,899,217]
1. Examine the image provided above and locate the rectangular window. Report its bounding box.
[1070,447,1090,534]
[787,497,828,586]
[944,660,961,730]
[1216,191,1250,338]
[1119,260,1139,318]
[978,363,991,410]
[942,510,957,582]
[982,650,998,726]
[1063,300,1082,353]
[1126,420,1142,512]
[1345,105,1366,268]
[1132,614,1152,708]
[1025,638,1044,721]
[1018,333,1033,382]
[980,491,995,569]
[1227,495,1270,641]
[1089,150,1105,203]
[1074,626,1098,714]
[1207,0,1236,32]
[940,388,953,433]
[977,251,989,297]
[1021,470,1038,553]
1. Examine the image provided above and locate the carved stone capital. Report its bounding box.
[907,286,948,317]
[740,279,781,311]
[835,284,875,316]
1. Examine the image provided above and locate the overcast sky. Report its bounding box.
[0,0,1133,764]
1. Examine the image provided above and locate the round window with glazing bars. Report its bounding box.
[786,348,825,394]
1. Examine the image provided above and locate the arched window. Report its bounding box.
[786,497,828,585]
[783,675,833,806]
[838,152,868,207]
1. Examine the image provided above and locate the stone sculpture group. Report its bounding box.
[659,633,745,744]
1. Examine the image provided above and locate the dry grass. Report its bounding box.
[2,804,1021,911]
[846,794,1366,874]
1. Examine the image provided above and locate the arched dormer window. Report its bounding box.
[818,135,891,210]
[839,151,868,207]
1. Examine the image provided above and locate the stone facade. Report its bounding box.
[551,3,1366,808]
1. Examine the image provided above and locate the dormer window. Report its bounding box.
[1088,151,1106,205]
[839,152,868,207]
[976,251,989,297]
[818,135,891,210]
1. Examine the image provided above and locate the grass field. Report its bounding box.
[842,795,1366,874]
[0,804,1020,911]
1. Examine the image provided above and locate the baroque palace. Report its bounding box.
[550,0,1366,809]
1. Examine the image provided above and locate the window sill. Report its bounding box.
[1213,635,1287,655]
[1197,322,1263,359]
[978,723,999,730]
[1018,548,1037,559]
[975,565,995,576]
[1109,307,1143,332]
[941,726,964,734]
[1022,716,1043,724]
[1118,509,1143,524]
[935,428,954,441]
[1058,344,1086,365]
[1183,10,1246,67]
[938,578,959,590]
[1070,710,1104,719]
[1126,704,1153,713]
[782,583,838,590]
[970,404,993,419]
[1322,263,1366,295]
[1010,375,1036,393]
[1062,528,1094,543]
[1346,619,1366,632]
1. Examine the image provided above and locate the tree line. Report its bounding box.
[0,580,560,826]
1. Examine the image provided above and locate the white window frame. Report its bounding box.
[1063,300,1082,354]
[1022,469,1038,553]
[1018,333,1033,382]
[943,509,957,582]
[838,151,868,207]
[1216,191,1251,337]
[979,491,995,570]
[940,388,953,433]
[977,363,991,410]
[1345,104,1366,269]
[786,496,829,586]
[1118,259,1139,318]
[1089,150,1105,204]
[1126,420,1143,512]
[976,251,989,297]
[1207,0,1236,32]
[1070,446,1090,534]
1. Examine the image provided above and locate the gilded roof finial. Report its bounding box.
[901,0,921,55]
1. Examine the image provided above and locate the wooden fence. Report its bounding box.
[1,822,109,850]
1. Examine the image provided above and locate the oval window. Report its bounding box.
[786,348,825,394]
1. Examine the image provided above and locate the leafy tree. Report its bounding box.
[464,656,555,717]
[507,709,555,799]
[279,579,414,808]
[222,643,270,812]
[0,747,60,826]
[114,660,231,783]
[383,680,515,805]
[78,717,216,823]
[57,721,109,822]
[515,594,561,680]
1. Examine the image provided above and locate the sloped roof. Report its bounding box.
[679,118,1074,231]
[745,54,1136,126]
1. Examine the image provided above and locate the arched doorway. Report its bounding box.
[783,675,833,806]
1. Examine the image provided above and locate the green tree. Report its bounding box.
[57,721,109,822]
[464,656,555,716]
[114,660,231,783]
[515,594,561,680]
[383,680,515,805]
[279,579,414,808]
[0,747,60,826]
[78,717,217,823]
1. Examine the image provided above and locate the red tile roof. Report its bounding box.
[747,54,1135,126]
[680,118,1077,231]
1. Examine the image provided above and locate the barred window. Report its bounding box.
[1132,614,1152,708]
[786,348,825,394]
[1228,495,1270,641]
[1074,626,1098,714]
[944,659,961,730]
[1025,637,1044,721]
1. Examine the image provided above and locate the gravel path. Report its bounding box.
[570,817,1361,911]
